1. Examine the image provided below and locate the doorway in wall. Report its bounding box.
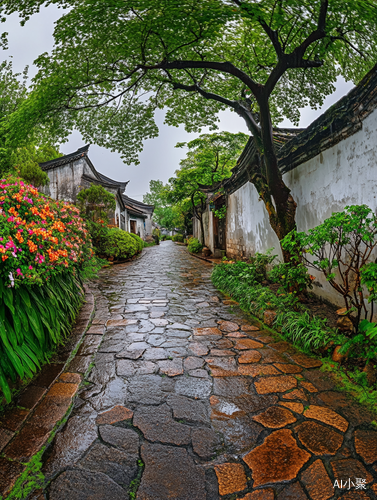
[130,220,137,234]
[213,196,226,252]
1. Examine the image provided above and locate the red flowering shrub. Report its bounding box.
[0,176,93,286]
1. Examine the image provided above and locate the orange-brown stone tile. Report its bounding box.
[241,324,260,332]
[331,458,373,484]
[96,405,134,425]
[214,463,247,495]
[273,363,302,374]
[0,408,29,432]
[194,327,222,336]
[300,459,333,500]
[269,341,292,352]
[282,389,308,401]
[238,365,279,377]
[304,405,348,432]
[287,353,322,368]
[254,376,297,394]
[300,381,318,393]
[0,428,14,453]
[235,339,264,350]
[279,401,304,413]
[223,299,239,305]
[243,429,310,486]
[45,382,79,400]
[4,422,50,461]
[371,484,377,494]
[296,421,343,455]
[239,489,274,499]
[253,406,296,428]
[354,429,377,464]
[238,350,262,364]
[59,372,82,384]
[0,458,24,497]
[339,493,370,499]
[227,331,247,338]
[218,320,239,332]
[259,349,288,364]
[16,386,46,410]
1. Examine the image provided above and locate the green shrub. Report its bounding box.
[165,235,173,240]
[187,237,203,253]
[172,234,184,242]
[275,310,337,353]
[99,229,138,260]
[129,233,144,253]
[0,273,84,403]
[268,262,313,293]
[144,241,156,247]
[249,248,277,281]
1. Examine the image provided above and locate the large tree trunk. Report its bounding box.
[249,98,298,262]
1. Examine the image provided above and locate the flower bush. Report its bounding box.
[0,176,93,286]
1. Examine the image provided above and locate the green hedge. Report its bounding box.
[172,234,184,242]
[129,232,144,252]
[187,237,203,253]
[0,274,84,403]
[99,229,139,260]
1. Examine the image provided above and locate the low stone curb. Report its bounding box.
[187,249,221,265]
[0,287,97,499]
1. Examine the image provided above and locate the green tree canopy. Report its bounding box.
[143,179,183,231]
[2,0,377,256]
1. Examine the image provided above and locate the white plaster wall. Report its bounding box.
[42,158,86,202]
[226,107,377,306]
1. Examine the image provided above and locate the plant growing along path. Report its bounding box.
[29,242,377,499]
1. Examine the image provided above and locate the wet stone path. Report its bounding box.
[42,242,377,499]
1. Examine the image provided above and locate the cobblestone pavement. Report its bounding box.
[42,241,377,500]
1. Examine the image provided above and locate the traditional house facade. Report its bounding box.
[194,63,377,307]
[39,145,154,239]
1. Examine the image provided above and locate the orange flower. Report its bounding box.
[27,240,38,253]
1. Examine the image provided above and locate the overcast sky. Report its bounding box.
[2,6,354,200]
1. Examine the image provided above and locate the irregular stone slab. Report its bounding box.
[206,356,239,377]
[165,329,191,338]
[0,408,29,432]
[167,395,209,424]
[238,350,262,364]
[331,458,373,484]
[77,335,103,356]
[69,356,92,374]
[128,342,149,350]
[253,406,296,428]
[175,377,212,399]
[137,320,156,333]
[227,331,247,338]
[217,320,239,332]
[189,369,210,378]
[210,398,245,420]
[90,378,128,411]
[184,357,204,371]
[128,375,163,405]
[137,361,157,375]
[354,429,377,464]
[147,335,165,347]
[210,349,235,356]
[117,360,136,377]
[213,338,233,349]
[158,359,184,377]
[99,425,139,455]
[241,324,260,332]
[43,416,97,475]
[214,463,247,496]
[138,442,206,500]
[276,482,308,499]
[0,429,14,453]
[87,360,115,387]
[191,427,219,460]
[234,339,264,350]
[301,459,335,500]
[167,322,191,330]
[282,389,307,401]
[243,429,311,487]
[239,365,279,377]
[166,347,188,357]
[232,394,279,415]
[115,349,145,360]
[296,420,343,456]
[78,442,137,488]
[300,381,318,393]
[304,405,348,432]
[150,318,168,326]
[213,377,250,397]
[274,363,302,374]
[96,406,133,425]
[134,404,190,446]
[255,376,297,394]
[240,490,274,499]
[143,348,168,360]
[212,416,263,454]
[188,342,209,356]
[286,353,322,368]
[279,402,304,414]
[194,327,222,336]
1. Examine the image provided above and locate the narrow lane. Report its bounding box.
[43,241,377,499]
